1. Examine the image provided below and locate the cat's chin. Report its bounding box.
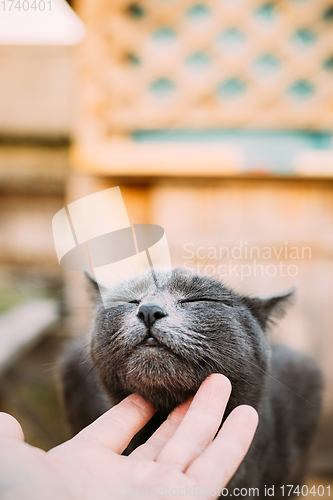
[134,341,174,358]
[122,375,197,413]
[125,345,180,376]
[115,349,205,413]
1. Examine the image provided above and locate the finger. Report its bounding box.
[73,393,156,454]
[0,413,25,441]
[130,398,193,460]
[186,405,258,493]
[155,374,232,471]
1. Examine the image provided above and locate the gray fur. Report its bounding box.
[60,268,322,498]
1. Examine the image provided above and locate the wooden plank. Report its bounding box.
[0,299,59,375]
[70,139,247,176]
[70,140,333,177]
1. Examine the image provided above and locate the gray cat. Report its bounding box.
[60,268,322,498]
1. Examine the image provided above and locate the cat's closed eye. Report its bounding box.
[179,298,233,306]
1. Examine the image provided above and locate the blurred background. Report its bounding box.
[0,0,333,490]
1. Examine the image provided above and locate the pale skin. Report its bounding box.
[0,374,258,500]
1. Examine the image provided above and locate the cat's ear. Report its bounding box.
[242,285,296,330]
[84,271,102,303]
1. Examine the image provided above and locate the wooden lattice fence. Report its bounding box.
[76,0,333,138]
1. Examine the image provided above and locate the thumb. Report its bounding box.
[0,413,25,441]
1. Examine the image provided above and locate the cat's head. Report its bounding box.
[89,268,293,413]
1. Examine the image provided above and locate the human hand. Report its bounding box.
[0,374,258,499]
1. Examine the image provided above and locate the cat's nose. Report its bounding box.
[137,304,167,327]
